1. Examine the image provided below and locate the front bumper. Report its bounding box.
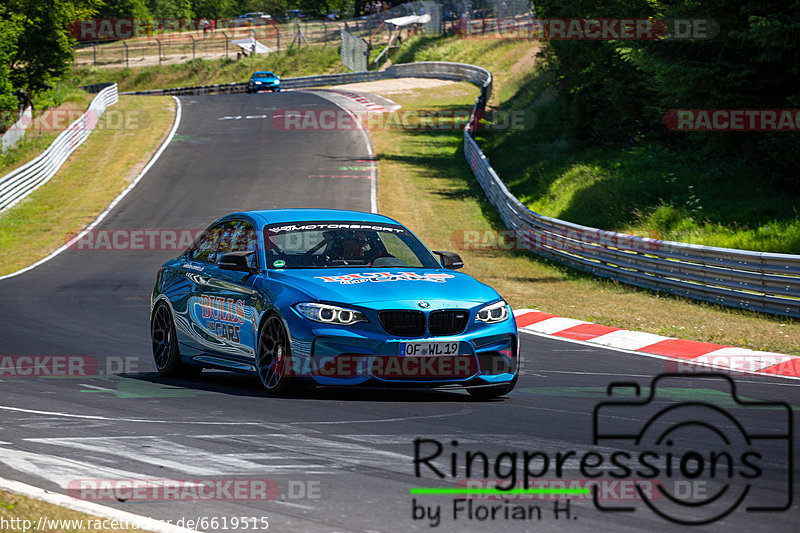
[283,310,518,387]
[250,82,281,92]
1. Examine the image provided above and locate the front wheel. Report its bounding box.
[151,302,202,378]
[467,375,518,400]
[256,314,298,395]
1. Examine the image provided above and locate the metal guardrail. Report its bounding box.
[463,125,800,320]
[119,61,800,319]
[0,84,119,212]
[119,61,488,96]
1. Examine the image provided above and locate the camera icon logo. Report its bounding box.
[592,373,793,525]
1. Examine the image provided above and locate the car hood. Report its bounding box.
[253,77,279,82]
[267,268,501,307]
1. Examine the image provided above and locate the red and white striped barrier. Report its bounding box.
[514,309,799,379]
[329,90,387,112]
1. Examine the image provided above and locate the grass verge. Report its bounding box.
[0,95,175,276]
[370,75,799,356]
[0,489,141,532]
[70,46,347,93]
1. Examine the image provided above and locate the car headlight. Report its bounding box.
[476,301,509,324]
[254,81,262,84]
[294,303,368,326]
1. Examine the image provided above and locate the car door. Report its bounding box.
[172,221,226,357]
[195,219,262,366]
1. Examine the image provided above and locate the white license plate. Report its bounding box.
[400,341,459,356]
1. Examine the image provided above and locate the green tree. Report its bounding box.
[6,0,102,94]
[0,7,24,121]
[192,0,242,18]
[98,0,152,18]
[534,0,800,178]
[240,0,290,17]
[146,0,194,19]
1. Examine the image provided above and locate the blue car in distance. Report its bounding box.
[150,209,519,399]
[247,71,281,93]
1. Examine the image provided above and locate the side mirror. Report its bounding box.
[218,251,256,272]
[432,250,464,270]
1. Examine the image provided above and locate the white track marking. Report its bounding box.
[0,477,200,533]
[28,436,302,476]
[0,96,182,281]
[79,384,114,391]
[307,91,377,213]
[0,446,154,488]
[286,410,470,425]
[0,405,278,425]
[0,404,469,426]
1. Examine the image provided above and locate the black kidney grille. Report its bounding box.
[428,310,470,336]
[379,311,426,337]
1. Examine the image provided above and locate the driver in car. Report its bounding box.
[328,230,370,263]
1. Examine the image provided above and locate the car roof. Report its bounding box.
[232,208,403,227]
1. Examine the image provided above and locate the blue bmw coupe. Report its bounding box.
[247,71,281,93]
[150,209,518,398]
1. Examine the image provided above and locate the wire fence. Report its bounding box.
[72,1,535,68]
[73,22,343,67]
[341,30,370,72]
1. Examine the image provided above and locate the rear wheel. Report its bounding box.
[151,302,202,378]
[467,374,518,400]
[256,314,297,395]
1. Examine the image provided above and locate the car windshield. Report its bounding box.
[254,72,275,78]
[264,222,441,269]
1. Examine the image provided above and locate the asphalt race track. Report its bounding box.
[0,92,797,532]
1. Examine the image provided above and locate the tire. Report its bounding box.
[151,302,202,378]
[256,313,297,395]
[467,374,518,400]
